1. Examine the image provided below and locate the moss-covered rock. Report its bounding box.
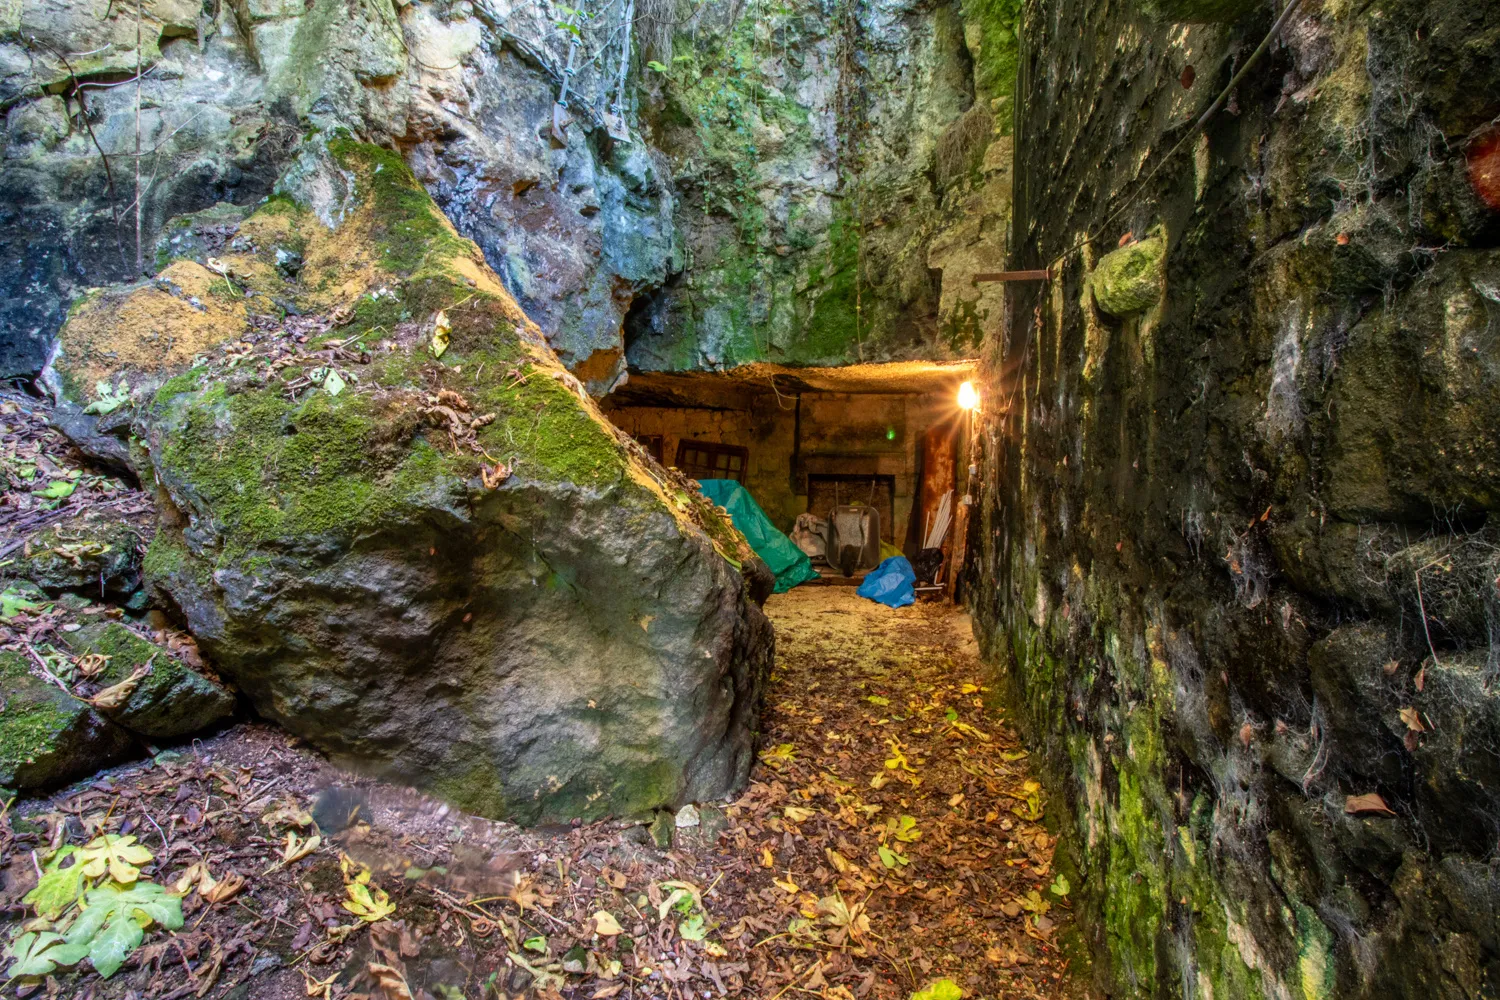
[1089,234,1166,317]
[0,652,133,792]
[8,518,144,601]
[58,136,773,826]
[61,622,235,740]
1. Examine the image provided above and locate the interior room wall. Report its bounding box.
[603,390,965,544]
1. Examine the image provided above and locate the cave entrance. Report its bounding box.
[599,360,980,593]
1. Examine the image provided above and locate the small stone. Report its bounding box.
[649,810,675,849]
[675,803,700,828]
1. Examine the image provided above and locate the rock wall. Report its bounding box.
[1,0,1017,384]
[626,0,1019,370]
[967,0,1500,997]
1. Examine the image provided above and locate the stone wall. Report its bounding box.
[967,0,1500,997]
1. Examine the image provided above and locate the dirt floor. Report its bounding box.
[1,587,1089,1000]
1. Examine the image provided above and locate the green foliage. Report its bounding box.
[960,0,1022,116]
[1,587,43,619]
[82,378,130,416]
[57,881,185,979]
[23,847,85,919]
[910,978,963,1000]
[4,837,181,981]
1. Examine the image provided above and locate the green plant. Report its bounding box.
[4,835,183,981]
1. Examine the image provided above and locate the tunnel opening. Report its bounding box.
[599,360,983,593]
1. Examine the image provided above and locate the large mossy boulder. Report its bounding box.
[50,137,774,825]
[0,652,133,792]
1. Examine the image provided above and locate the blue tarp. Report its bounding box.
[698,480,820,593]
[857,556,916,608]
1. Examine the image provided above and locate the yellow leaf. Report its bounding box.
[593,910,623,936]
[773,874,800,894]
[76,834,154,884]
[783,806,815,823]
[173,862,217,898]
[87,664,151,711]
[760,847,775,868]
[282,831,320,864]
[343,880,396,922]
[429,310,451,358]
[825,848,853,874]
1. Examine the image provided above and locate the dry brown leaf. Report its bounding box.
[1398,707,1425,733]
[203,872,246,904]
[1344,793,1397,818]
[367,962,414,1000]
[89,662,152,710]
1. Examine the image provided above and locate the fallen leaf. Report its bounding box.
[592,911,623,936]
[1344,793,1397,818]
[429,310,451,358]
[1398,707,1425,733]
[203,872,245,904]
[76,834,154,885]
[344,881,396,922]
[367,962,413,1000]
[281,831,321,864]
[910,979,963,1000]
[88,663,151,712]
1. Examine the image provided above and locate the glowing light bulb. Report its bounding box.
[957,381,979,411]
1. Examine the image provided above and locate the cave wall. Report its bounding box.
[626,0,1019,370]
[966,0,1500,997]
[1,0,1018,385]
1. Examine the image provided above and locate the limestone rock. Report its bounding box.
[0,652,132,792]
[58,138,772,825]
[63,621,235,740]
[1089,235,1166,317]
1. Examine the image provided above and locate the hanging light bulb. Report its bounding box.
[957,381,979,411]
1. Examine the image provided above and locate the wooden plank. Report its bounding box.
[971,269,1051,284]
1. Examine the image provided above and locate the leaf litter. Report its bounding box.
[0,589,1089,999]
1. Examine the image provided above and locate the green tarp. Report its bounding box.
[698,479,820,593]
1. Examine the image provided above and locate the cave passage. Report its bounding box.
[600,360,986,593]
